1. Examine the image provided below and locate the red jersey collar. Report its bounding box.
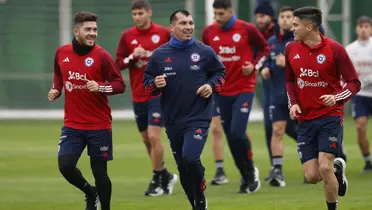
[301,33,326,50]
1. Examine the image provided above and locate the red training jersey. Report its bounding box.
[53,44,126,130]
[115,22,170,102]
[285,35,361,122]
[202,19,269,96]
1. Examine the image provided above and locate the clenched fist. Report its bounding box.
[261,67,271,80]
[289,104,302,120]
[155,75,167,88]
[87,80,99,92]
[242,61,254,75]
[320,95,336,107]
[48,89,61,102]
[196,84,212,98]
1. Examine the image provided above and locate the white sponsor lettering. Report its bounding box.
[218,55,241,62]
[100,146,109,151]
[297,78,328,89]
[65,81,87,92]
[300,68,319,78]
[219,46,236,54]
[68,71,87,81]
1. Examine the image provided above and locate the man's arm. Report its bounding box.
[285,43,298,108]
[201,27,209,45]
[52,48,63,93]
[205,47,226,92]
[115,31,139,70]
[100,49,126,95]
[143,52,161,96]
[332,43,361,103]
[245,23,270,66]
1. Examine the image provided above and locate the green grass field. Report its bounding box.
[0,118,371,210]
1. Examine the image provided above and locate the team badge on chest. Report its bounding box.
[190,53,200,62]
[316,54,326,64]
[232,33,241,42]
[84,57,94,67]
[151,35,160,44]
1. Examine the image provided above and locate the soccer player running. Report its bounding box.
[144,10,225,210]
[48,12,125,210]
[115,0,177,196]
[254,2,277,164]
[346,16,372,173]
[286,7,361,210]
[202,0,269,193]
[260,6,297,187]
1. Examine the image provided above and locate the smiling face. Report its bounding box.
[170,12,194,41]
[292,17,312,41]
[74,21,97,47]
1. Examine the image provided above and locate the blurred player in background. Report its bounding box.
[144,9,226,209]
[261,6,297,187]
[286,7,360,210]
[49,11,125,210]
[115,0,177,197]
[202,0,269,193]
[254,1,277,170]
[346,15,372,173]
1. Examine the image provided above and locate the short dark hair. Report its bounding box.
[279,6,294,13]
[73,11,98,26]
[357,16,372,26]
[212,0,232,9]
[131,0,151,10]
[170,9,191,23]
[293,6,322,28]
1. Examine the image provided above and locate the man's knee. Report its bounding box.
[355,117,368,133]
[58,155,79,175]
[230,127,246,140]
[318,162,333,178]
[140,131,152,148]
[303,159,322,184]
[147,126,162,148]
[182,152,200,165]
[304,170,321,184]
[272,122,286,139]
[91,158,109,180]
[318,155,335,177]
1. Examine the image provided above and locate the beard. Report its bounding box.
[77,34,96,47]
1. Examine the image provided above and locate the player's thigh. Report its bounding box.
[212,93,221,118]
[271,101,290,122]
[230,92,254,135]
[182,127,209,162]
[86,129,113,161]
[351,95,369,120]
[165,126,184,165]
[58,126,86,158]
[297,121,318,164]
[215,94,233,134]
[132,101,149,132]
[317,116,343,157]
[147,97,163,128]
